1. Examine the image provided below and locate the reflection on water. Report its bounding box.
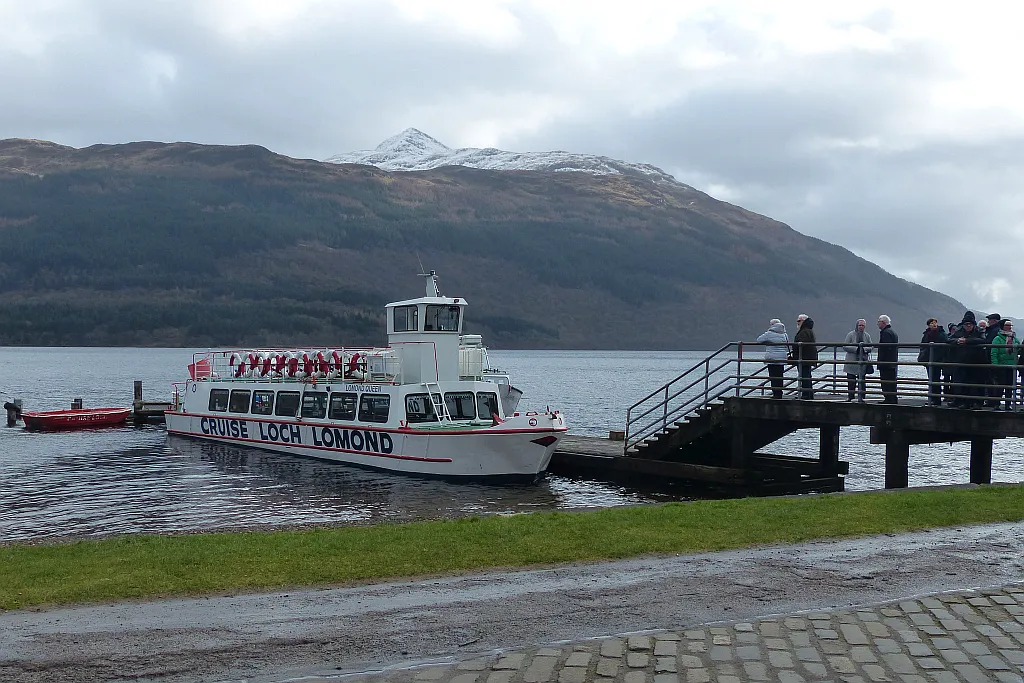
[1,347,1023,542]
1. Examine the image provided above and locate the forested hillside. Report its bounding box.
[0,139,964,348]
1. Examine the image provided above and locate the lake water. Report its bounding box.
[1,348,1022,542]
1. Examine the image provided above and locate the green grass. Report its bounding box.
[2,485,1024,610]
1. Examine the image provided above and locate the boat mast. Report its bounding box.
[420,269,441,297]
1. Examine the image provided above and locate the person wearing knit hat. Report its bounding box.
[982,313,1004,405]
[947,311,987,408]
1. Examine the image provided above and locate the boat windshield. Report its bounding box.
[424,305,460,332]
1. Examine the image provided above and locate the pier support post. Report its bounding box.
[730,418,748,469]
[884,431,909,489]
[134,381,143,403]
[818,425,839,473]
[970,438,993,485]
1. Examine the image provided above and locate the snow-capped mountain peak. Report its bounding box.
[325,130,684,185]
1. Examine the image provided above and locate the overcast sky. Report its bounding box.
[2,0,1021,316]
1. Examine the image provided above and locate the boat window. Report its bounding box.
[405,393,438,423]
[209,389,229,412]
[228,390,251,414]
[251,391,274,415]
[301,391,328,419]
[444,392,476,420]
[358,394,391,423]
[328,392,357,420]
[424,304,460,332]
[275,391,301,417]
[477,392,499,420]
[393,305,419,332]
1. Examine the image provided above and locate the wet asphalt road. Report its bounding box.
[2,521,1023,683]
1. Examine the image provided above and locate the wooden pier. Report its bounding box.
[551,342,1024,495]
[132,381,173,424]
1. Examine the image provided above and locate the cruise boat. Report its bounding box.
[164,273,567,481]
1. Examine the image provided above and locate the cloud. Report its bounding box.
[1,0,1022,313]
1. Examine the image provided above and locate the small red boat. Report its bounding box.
[22,407,131,431]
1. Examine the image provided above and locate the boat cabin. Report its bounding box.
[385,272,468,384]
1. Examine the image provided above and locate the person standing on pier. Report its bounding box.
[756,319,789,399]
[991,320,1018,410]
[983,312,1003,407]
[876,315,899,404]
[793,314,818,400]
[947,311,986,408]
[919,318,948,406]
[842,319,872,402]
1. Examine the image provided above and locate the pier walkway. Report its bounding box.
[552,343,1024,494]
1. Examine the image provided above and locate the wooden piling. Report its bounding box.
[970,438,993,484]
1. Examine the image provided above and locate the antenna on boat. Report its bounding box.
[419,269,441,297]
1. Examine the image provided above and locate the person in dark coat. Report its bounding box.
[793,314,818,400]
[983,312,1003,406]
[918,318,948,406]
[944,323,957,398]
[876,315,899,404]
[947,311,987,408]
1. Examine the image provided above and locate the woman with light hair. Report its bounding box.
[756,318,789,399]
[842,319,872,402]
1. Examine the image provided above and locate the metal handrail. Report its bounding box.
[623,340,1023,454]
[625,343,737,450]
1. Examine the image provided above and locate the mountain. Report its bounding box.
[325,128,679,183]
[0,136,966,349]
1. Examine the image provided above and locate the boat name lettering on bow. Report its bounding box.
[200,417,249,439]
[257,422,302,444]
[311,427,394,454]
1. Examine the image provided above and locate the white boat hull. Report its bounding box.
[165,410,565,481]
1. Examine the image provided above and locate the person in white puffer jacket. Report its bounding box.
[756,319,789,399]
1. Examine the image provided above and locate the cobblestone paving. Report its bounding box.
[302,584,1024,683]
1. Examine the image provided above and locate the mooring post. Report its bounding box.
[884,430,910,489]
[970,438,993,484]
[134,380,143,403]
[819,425,840,473]
[4,398,21,427]
[71,397,83,410]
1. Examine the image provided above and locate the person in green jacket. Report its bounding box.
[991,319,1019,410]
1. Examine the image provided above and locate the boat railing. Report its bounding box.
[624,341,1024,454]
[190,347,400,384]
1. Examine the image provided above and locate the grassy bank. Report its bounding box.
[2,485,1024,610]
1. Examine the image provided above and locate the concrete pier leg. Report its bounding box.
[819,425,840,473]
[970,438,993,485]
[884,431,910,489]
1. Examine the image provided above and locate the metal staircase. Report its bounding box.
[624,343,780,457]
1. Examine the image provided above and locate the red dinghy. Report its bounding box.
[22,407,131,431]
